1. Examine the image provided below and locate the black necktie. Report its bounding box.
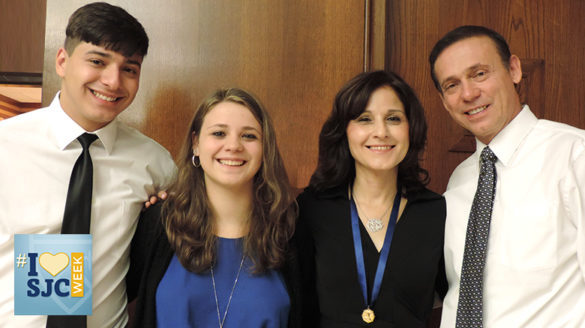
[47,133,97,328]
[61,133,98,234]
[455,146,497,328]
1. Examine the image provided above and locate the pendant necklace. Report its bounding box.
[350,183,402,324]
[211,255,246,328]
[353,189,394,232]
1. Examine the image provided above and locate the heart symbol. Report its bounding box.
[39,252,69,277]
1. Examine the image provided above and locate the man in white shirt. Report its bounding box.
[0,3,176,327]
[429,25,585,327]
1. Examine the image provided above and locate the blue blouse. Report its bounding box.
[155,237,290,328]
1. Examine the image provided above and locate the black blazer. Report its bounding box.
[126,203,302,328]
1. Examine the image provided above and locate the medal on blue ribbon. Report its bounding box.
[350,184,401,324]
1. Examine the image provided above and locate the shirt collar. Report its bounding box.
[476,104,537,166]
[50,91,118,155]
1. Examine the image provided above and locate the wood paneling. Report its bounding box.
[0,92,40,118]
[0,0,46,73]
[43,0,368,188]
[387,0,585,193]
[0,72,43,120]
[369,0,389,71]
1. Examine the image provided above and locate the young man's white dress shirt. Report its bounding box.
[0,94,177,328]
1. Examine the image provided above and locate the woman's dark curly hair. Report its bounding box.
[309,70,429,196]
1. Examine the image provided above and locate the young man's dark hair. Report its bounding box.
[428,25,511,92]
[64,2,149,57]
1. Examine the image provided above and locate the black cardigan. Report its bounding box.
[126,203,302,328]
[295,186,447,327]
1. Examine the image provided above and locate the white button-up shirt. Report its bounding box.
[441,106,585,327]
[0,94,176,328]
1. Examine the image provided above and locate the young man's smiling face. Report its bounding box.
[56,41,143,132]
[433,36,523,144]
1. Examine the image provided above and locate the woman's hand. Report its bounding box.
[143,190,167,209]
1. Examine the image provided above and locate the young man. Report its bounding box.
[0,3,176,327]
[429,25,585,327]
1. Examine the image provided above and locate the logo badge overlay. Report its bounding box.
[14,234,92,315]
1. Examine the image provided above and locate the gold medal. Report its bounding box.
[362,308,375,323]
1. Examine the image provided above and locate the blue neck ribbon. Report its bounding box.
[350,185,402,309]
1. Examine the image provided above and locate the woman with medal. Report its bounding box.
[296,70,447,327]
[127,88,301,328]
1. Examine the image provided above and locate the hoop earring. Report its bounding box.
[191,155,201,168]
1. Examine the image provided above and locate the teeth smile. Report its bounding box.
[468,105,487,115]
[369,146,393,150]
[92,90,118,102]
[219,159,245,166]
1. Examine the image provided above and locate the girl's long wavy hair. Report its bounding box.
[309,70,429,196]
[162,88,297,273]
